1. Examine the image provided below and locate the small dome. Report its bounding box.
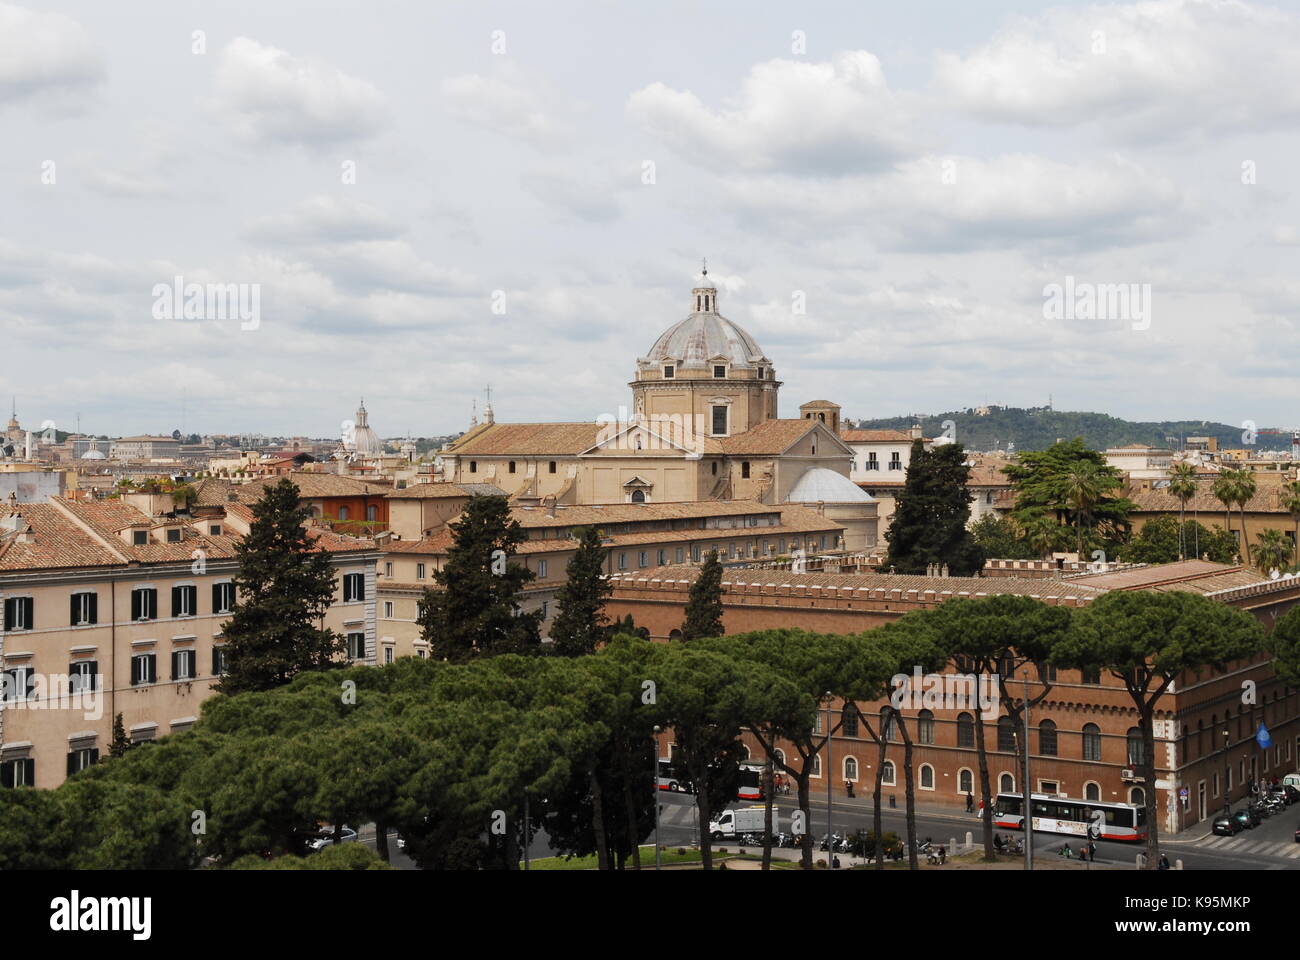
[787,468,875,504]
[80,450,107,460]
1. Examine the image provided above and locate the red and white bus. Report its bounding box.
[988,792,1146,843]
[737,762,764,801]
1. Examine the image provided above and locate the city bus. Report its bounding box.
[990,792,1146,843]
[657,760,693,794]
[737,762,765,802]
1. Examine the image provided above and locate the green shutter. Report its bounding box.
[67,752,77,777]
[0,762,12,789]
[23,758,34,786]
[70,593,79,626]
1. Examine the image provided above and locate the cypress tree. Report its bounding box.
[417,495,541,661]
[109,713,131,758]
[881,440,983,576]
[550,526,612,657]
[681,550,724,642]
[217,478,344,695]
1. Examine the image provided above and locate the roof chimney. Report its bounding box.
[910,424,923,441]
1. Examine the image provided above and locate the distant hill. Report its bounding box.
[849,407,1292,454]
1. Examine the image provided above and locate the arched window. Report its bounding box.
[1082,723,1102,762]
[811,755,821,777]
[997,716,1016,752]
[1130,786,1145,806]
[880,707,897,742]
[958,768,974,793]
[774,749,786,766]
[1126,727,1145,767]
[920,764,934,790]
[881,761,896,786]
[917,709,935,745]
[1084,781,1101,802]
[667,629,682,641]
[630,489,646,503]
[841,705,858,738]
[1039,719,1058,757]
[999,773,1015,793]
[844,757,858,781]
[957,712,974,748]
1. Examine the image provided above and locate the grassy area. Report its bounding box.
[524,846,711,870]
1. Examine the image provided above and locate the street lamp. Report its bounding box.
[825,692,833,867]
[653,725,663,871]
[1022,670,1033,872]
[1222,728,1231,821]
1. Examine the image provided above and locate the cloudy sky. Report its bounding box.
[3,0,1298,440]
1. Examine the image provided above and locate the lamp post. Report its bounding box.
[825,693,834,867]
[653,725,663,871]
[1022,670,1033,872]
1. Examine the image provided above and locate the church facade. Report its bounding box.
[437,276,878,552]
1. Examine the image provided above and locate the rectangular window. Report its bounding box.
[713,365,726,378]
[469,461,477,473]
[210,525,222,536]
[618,553,627,570]
[343,573,365,602]
[384,561,393,577]
[212,582,234,614]
[131,653,157,686]
[549,461,557,473]
[213,646,228,676]
[541,600,549,620]
[347,633,366,660]
[171,649,196,681]
[509,461,516,473]
[171,585,197,618]
[866,453,878,470]
[4,596,33,631]
[133,530,148,546]
[675,547,684,563]
[166,528,182,543]
[742,461,750,479]
[691,545,701,562]
[131,588,157,622]
[416,563,426,580]
[657,549,666,566]
[383,601,394,619]
[538,559,548,579]
[889,453,902,470]
[711,405,727,435]
[1039,780,1060,795]
[67,747,99,777]
[384,646,394,665]
[69,660,98,694]
[2,666,34,703]
[70,592,97,626]
[663,365,675,379]
[0,758,34,788]
[638,551,648,568]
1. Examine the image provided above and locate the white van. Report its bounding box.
[1282,772,1300,791]
[708,806,767,839]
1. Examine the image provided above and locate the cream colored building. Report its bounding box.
[0,494,378,789]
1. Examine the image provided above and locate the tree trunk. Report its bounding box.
[1179,501,1186,560]
[696,783,713,871]
[973,708,995,860]
[797,765,813,870]
[896,710,919,870]
[1140,709,1160,870]
[873,731,888,869]
[761,753,774,871]
[590,770,610,871]
[620,743,642,870]
[376,819,390,863]
[1240,505,1253,567]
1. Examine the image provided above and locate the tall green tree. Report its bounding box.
[681,549,724,642]
[1052,591,1263,868]
[1282,481,1300,560]
[218,478,344,695]
[417,494,541,661]
[549,526,612,657]
[1121,516,1238,565]
[970,514,1035,560]
[1255,528,1293,574]
[1003,438,1133,557]
[1167,461,1199,559]
[881,440,982,575]
[1212,469,1257,566]
[109,713,131,758]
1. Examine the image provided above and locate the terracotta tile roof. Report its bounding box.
[191,477,235,507]
[444,422,607,457]
[386,482,493,500]
[1065,559,1250,590]
[236,473,390,500]
[57,500,243,564]
[1127,486,1284,514]
[612,564,1103,601]
[716,419,824,455]
[0,504,123,571]
[841,429,915,443]
[511,499,782,529]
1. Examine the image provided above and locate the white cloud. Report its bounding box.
[627,51,915,175]
[244,195,405,246]
[212,37,389,146]
[0,3,104,108]
[441,64,575,149]
[935,0,1300,139]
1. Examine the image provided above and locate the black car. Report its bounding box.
[1270,784,1300,805]
[1212,816,1241,837]
[1233,808,1259,830]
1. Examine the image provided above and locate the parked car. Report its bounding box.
[1232,808,1259,830]
[1270,784,1300,805]
[1212,816,1241,837]
[308,827,358,852]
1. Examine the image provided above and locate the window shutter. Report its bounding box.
[171,586,181,618]
[89,748,99,765]
[67,752,77,777]
[131,656,140,685]
[0,762,11,788]
[212,583,221,612]
[88,593,97,624]
[171,651,179,680]
[2,598,10,630]
[70,593,79,626]
[131,590,141,621]
[23,759,34,786]
[146,655,155,683]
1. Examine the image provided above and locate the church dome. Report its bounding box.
[787,467,875,504]
[346,400,383,456]
[639,278,768,372]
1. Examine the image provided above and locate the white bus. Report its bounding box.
[989,792,1146,843]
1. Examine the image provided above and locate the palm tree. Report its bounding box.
[1061,462,1106,555]
[1212,470,1257,565]
[1255,528,1293,575]
[1281,480,1300,564]
[1212,472,1235,549]
[1023,514,1064,560]
[1168,462,1199,560]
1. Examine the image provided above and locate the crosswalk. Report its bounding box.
[1194,833,1300,859]
[658,804,697,825]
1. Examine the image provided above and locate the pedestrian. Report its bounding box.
[1088,840,1097,862]
[845,779,854,799]
[1158,854,1170,871]
[966,791,974,813]
[938,845,946,865]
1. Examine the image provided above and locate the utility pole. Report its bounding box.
[653,725,663,871]
[1223,728,1231,820]
[826,693,834,867]
[1023,671,1033,871]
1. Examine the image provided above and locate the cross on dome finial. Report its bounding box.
[702,257,707,277]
